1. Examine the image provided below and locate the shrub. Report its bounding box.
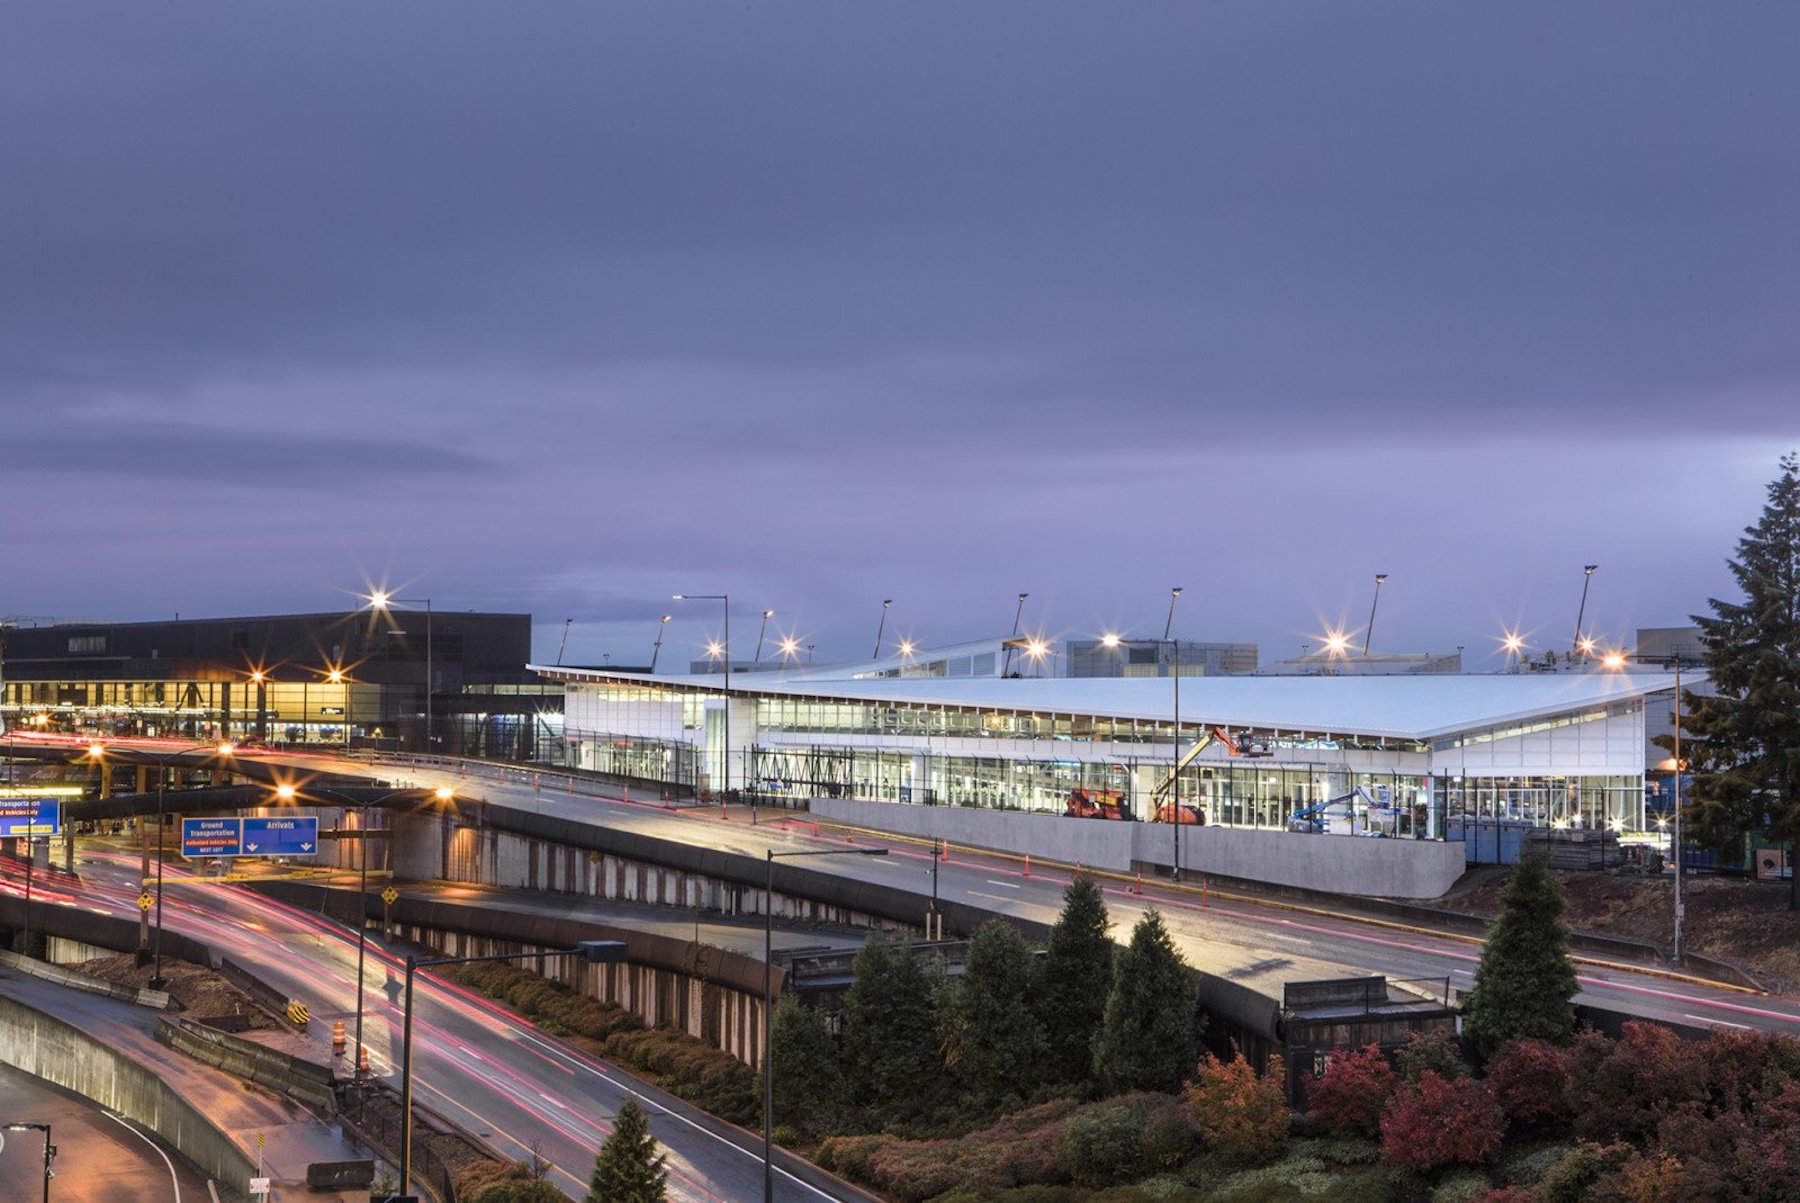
[1187,1051,1290,1164]
[1306,1045,1397,1138]
[1531,1141,1633,1203]
[599,1028,758,1126]
[1428,1169,1492,1203]
[1140,1100,1200,1170]
[1484,1038,1572,1129]
[867,1138,964,1202]
[1394,1028,1467,1085]
[814,1134,892,1183]
[1064,1101,1150,1187]
[1379,1072,1504,1173]
[1497,1142,1569,1187]
[1565,1022,1706,1144]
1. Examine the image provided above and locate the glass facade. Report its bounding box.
[563,678,1652,841]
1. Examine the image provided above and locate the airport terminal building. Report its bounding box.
[541,645,1683,857]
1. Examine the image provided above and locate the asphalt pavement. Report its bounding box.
[0,1060,214,1203]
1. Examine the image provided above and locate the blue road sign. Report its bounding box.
[243,816,319,857]
[0,799,60,837]
[182,817,244,858]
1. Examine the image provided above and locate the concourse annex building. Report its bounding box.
[540,649,1683,858]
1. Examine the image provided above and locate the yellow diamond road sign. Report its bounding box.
[381,887,399,906]
[137,892,154,912]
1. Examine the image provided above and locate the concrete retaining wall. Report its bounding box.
[157,1016,337,1112]
[0,947,170,1009]
[810,798,1468,899]
[0,994,259,1192]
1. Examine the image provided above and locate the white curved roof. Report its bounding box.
[535,664,1686,742]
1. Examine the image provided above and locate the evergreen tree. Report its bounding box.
[1092,908,1199,1094]
[1461,850,1579,1058]
[940,917,1047,1116]
[840,936,945,1127]
[1036,871,1115,1090]
[1685,451,1800,910]
[767,991,845,1140]
[587,1099,667,1203]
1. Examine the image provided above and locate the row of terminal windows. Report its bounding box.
[586,686,1425,753]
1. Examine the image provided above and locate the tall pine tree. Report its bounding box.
[940,917,1047,1117]
[1460,850,1579,1058]
[1036,871,1114,1090]
[1092,908,1199,1094]
[588,1098,667,1203]
[1685,451,1800,910]
[840,936,945,1127]
[767,991,845,1140]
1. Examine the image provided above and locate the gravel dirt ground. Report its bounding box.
[1438,867,1800,993]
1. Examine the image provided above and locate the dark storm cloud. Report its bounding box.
[4,420,488,487]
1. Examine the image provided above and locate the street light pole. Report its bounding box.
[1167,587,1183,881]
[0,1121,56,1203]
[874,599,892,659]
[764,846,888,1202]
[276,782,451,1100]
[148,741,236,989]
[399,941,626,1194]
[366,592,434,753]
[1572,565,1598,658]
[675,594,742,821]
[1363,574,1388,656]
[650,614,672,673]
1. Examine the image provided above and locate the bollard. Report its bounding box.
[567,775,574,794]
[1134,871,1142,895]
[533,772,541,791]
[1023,853,1030,878]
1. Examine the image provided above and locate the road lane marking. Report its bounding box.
[983,880,1021,889]
[1684,1014,1750,1030]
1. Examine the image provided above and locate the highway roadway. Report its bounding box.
[15,848,873,1203]
[314,751,1800,1039]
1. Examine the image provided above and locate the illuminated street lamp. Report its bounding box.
[763,846,888,1201]
[778,636,801,666]
[367,591,434,753]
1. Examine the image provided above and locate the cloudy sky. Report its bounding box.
[3,2,1794,669]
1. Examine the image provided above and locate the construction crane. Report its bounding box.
[1148,725,1272,821]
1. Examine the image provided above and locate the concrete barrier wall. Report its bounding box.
[157,1016,336,1112]
[808,798,1140,871]
[0,947,171,1009]
[0,994,259,1191]
[810,797,1466,899]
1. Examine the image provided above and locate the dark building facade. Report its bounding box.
[0,612,559,758]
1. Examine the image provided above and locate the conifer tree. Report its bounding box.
[940,917,1047,1115]
[840,936,945,1126]
[1461,850,1579,1058]
[587,1099,667,1203]
[767,991,845,1140]
[1685,451,1800,910]
[1092,908,1199,1094]
[1037,871,1115,1089]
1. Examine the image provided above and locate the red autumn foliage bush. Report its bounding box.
[1484,1037,1572,1129]
[1306,1044,1397,1138]
[1379,1070,1505,1173]
[1566,1022,1707,1144]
